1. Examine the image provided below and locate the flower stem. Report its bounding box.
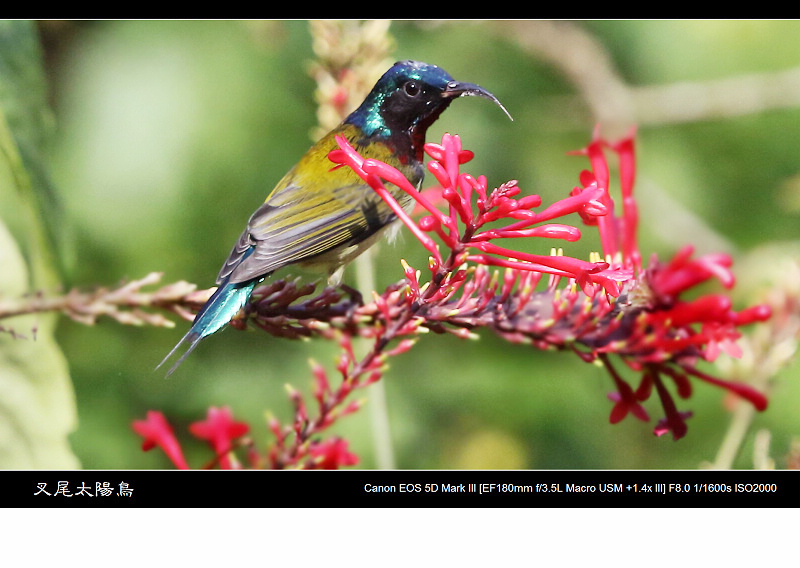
[711,403,757,469]
[354,248,396,469]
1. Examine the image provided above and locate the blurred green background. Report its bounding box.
[2,20,799,469]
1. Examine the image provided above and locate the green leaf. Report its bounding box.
[0,20,68,286]
[0,20,79,468]
[0,220,78,468]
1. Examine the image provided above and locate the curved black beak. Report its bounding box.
[443,81,513,121]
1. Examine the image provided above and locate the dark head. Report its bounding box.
[346,60,510,160]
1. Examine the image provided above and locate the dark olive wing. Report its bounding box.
[217,180,394,285]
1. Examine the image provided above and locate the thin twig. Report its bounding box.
[0,272,207,329]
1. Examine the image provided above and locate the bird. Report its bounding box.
[158,60,511,375]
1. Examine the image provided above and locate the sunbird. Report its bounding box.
[158,60,510,375]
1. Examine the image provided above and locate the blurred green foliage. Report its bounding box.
[0,20,77,468]
[3,20,799,469]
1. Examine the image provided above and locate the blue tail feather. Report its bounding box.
[157,279,257,376]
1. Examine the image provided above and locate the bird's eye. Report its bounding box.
[403,81,420,97]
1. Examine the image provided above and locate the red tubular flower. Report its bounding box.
[647,246,735,300]
[330,137,446,262]
[132,410,190,470]
[330,134,617,293]
[309,437,359,470]
[602,355,650,424]
[189,406,250,469]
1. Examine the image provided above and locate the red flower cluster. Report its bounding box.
[135,128,772,468]
[329,129,771,440]
[570,132,769,439]
[132,406,358,469]
[330,133,615,290]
